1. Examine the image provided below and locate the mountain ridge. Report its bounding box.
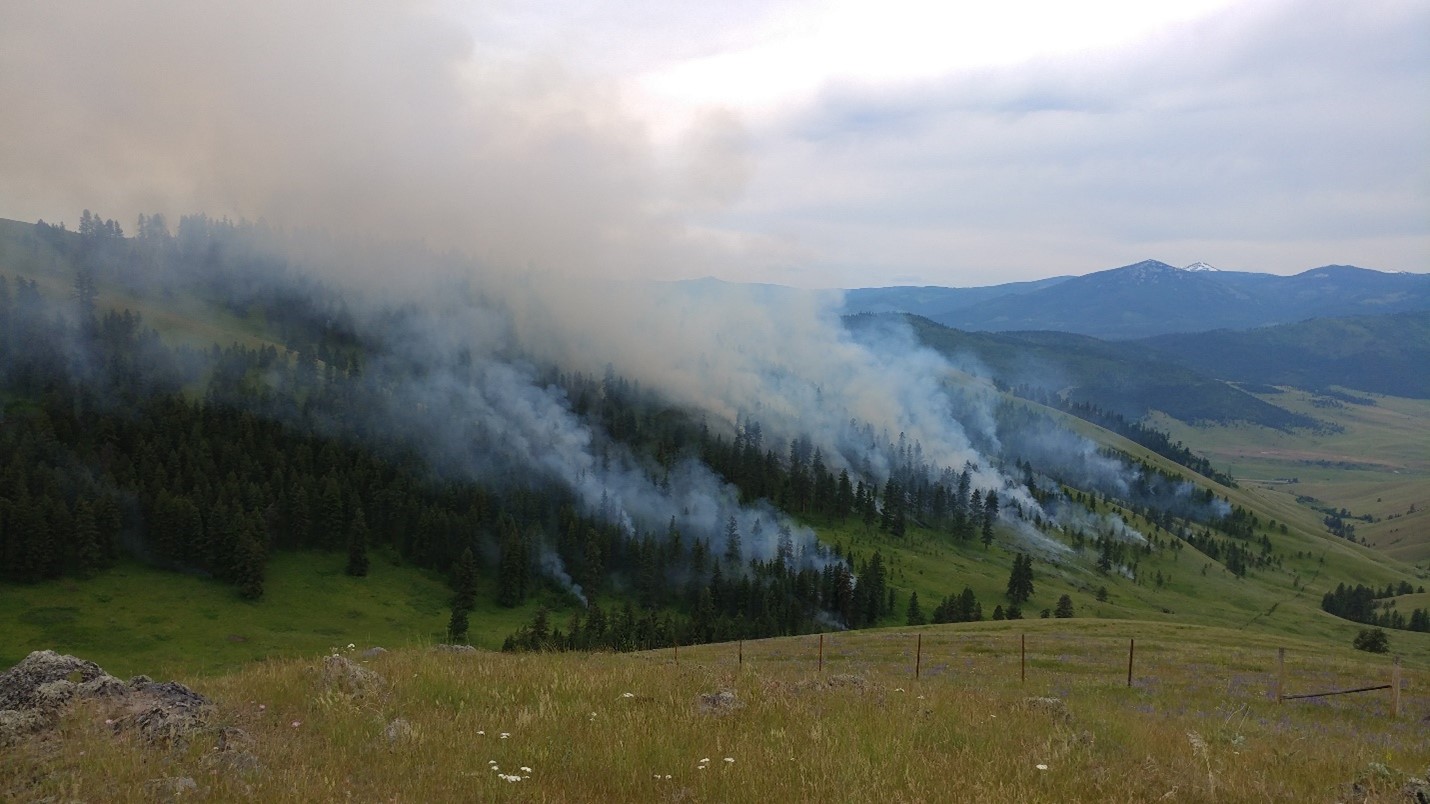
[844,260,1430,339]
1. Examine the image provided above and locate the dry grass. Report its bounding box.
[4,621,1427,802]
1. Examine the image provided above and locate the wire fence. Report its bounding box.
[664,628,1415,719]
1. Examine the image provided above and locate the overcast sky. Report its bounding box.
[2,0,1426,287]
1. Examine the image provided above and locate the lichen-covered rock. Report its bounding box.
[321,654,385,696]
[124,679,216,746]
[698,690,743,716]
[0,650,106,711]
[433,644,479,655]
[1020,696,1073,722]
[34,679,78,708]
[78,674,129,699]
[0,708,49,745]
[0,651,213,748]
[384,717,415,743]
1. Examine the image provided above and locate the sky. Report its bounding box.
[1,0,1426,287]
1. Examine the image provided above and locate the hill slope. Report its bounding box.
[1136,310,1430,399]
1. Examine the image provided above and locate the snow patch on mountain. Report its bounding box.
[1182,262,1219,272]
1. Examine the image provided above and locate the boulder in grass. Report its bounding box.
[0,650,213,748]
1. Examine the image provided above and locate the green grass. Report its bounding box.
[0,552,555,679]
[4,620,1427,802]
[1150,390,1430,566]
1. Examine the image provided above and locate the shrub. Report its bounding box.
[1352,628,1389,653]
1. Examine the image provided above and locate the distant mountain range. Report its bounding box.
[864,307,1430,428]
[843,260,1430,340]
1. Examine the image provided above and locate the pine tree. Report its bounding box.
[982,490,998,545]
[1054,594,1075,618]
[906,591,925,626]
[1006,553,1034,604]
[447,607,470,643]
[723,515,741,565]
[235,532,266,600]
[345,508,370,577]
[453,546,479,611]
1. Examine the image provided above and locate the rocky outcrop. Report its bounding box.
[0,650,213,747]
[320,654,385,697]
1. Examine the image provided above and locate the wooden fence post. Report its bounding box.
[1391,656,1402,719]
[1127,638,1135,688]
[915,633,922,680]
[818,633,824,673]
[1276,648,1285,704]
[1020,633,1026,684]
[674,641,678,667]
[738,639,743,667]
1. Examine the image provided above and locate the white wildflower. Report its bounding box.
[290,720,302,728]
[1036,764,1048,771]
[724,757,735,764]
[622,692,635,699]
[520,767,532,773]
[500,732,510,739]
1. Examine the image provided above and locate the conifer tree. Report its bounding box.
[447,607,469,643]
[906,591,925,626]
[345,508,370,577]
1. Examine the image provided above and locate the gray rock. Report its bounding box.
[144,776,199,801]
[34,679,77,708]
[433,644,479,654]
[698,690,743,716]
[321,654,384,696]
[359,647,389,660]
[0,709,48,746]
[77,674,129,699]
[384,717,415,743]
[0,652,213,749]
[0,650,105,711]
[1020,696,1073,722]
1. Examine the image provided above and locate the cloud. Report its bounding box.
[0,0,759,282]
[727,0,1430,284]
[1,0,1423,290]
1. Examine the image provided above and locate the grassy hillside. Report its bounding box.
[1151,391,1430,567]
[893,314,1316,428]
[0,217,281,353]
[4,621,1426,802]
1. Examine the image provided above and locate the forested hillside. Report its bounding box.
[3,215,1426,667]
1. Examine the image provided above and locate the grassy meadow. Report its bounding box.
[1151,390,1430,567]
[0,552,511,679]
[3,620,1426,802]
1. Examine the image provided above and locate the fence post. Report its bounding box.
[738,639,743,667]
[674,641,678,667]
[1391,656,1402,719]
[1127,638,1135,688]
[1276,648,1285,704]
[1020,633,1026,684]
[818,633,824,673]
[916,633,922,680]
